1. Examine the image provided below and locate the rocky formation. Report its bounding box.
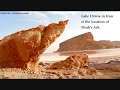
[57,32,120,52]
[48,53,102,78]
[0,20,68,72]
[57,32,94,51]
[92,60,120,72]
[111,41,120,48]
[1,54,120,79]
[50,53,89,70]
[0,65,103,79]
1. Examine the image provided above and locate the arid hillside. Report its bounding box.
[57,32,120,52]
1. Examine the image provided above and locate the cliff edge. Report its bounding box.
[57,32,120,52]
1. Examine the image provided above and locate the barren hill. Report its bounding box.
[56,32,120,52]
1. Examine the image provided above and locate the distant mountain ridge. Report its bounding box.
[56,32,120,52]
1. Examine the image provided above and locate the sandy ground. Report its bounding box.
[89,55,120,79]
[1,55,120,79]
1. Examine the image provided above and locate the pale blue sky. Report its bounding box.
[0,11,120,53]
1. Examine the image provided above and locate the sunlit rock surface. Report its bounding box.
[0,20,68,71]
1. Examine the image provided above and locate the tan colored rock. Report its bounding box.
[57,32,120,52]
[50,53,89,70]
[0,20,68,71]
[57,32,95,52]
[93,60,120,72]
[86,67,97,75]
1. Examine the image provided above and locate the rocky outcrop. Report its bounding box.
[0,20,68,72]
[111,41,120,48]
[49,53,102,77]
[50,53,89,70]
[57,32,94,52]
[93,60,120,72]
[57,32,120,52]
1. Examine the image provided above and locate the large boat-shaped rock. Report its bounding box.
[0,20,68,71]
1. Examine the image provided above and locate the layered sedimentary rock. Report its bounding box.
[57,32,120,52]
[57,32,96,52]
[49,53,102,76]
[0,20,68,71]
[93,60,120,72]
[50,53,89,69]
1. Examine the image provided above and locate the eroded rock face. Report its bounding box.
[93,60,120,72]
[57,32,120,52]
[49,53,101,77]
[0,20,68,71]
[57,32,95,52]
[50,53,89,70]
